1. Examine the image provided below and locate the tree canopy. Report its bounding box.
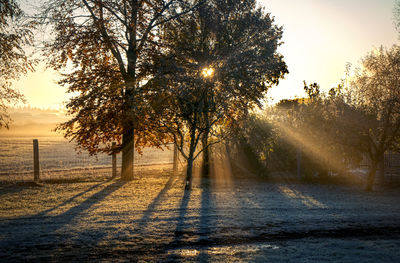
[147,0,287,186]
[0,0,34,128]
[347,45,400,190]
[40,0,202,180]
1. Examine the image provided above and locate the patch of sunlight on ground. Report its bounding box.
[168,243,280,258]
[278,185,327,208]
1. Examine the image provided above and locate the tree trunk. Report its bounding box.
[121,52,136,181]
[185,156,194,190]
[366,160,378,191]
[201,89,211,178]
[173,143,179,176]
[201,132,210,177]
[185,124,198,189]
[121,126,134,181]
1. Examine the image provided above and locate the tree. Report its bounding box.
[271,84,333,178]
[0,0,34,128]
[267,82,363,180]
[147,0,287,188]
[347,45,400,191]
[40,0,202,180]
[226,112,276,176]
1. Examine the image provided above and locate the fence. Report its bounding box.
[359,151,400,183]
[0,137,183,182]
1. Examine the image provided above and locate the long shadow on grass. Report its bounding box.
[54,180,125,220]
[0,179,126,252]
[174,184,191,241]
[165,168,215,262]
[36,179,112,217]
[165,179,192,261]
[134,175,178,230]
[195,173,212,262]
[0,184,30,197]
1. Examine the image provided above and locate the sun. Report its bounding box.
[202,67,214,78]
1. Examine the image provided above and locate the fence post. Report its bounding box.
[112,142,117,178]
[33,139,39,181]
[173,144,178,175]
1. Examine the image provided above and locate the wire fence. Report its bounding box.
[358,151,400,183]
[0,137,178,182]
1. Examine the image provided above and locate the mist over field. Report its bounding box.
[0,108,174,177]
[0,107,67,137]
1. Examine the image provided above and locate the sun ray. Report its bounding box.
[278,185,327,208]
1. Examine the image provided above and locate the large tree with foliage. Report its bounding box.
[271,82,363,179]
[347,45,400,191]
[0,0,34,128]
[40,0,202,180]
[147,0,287,188]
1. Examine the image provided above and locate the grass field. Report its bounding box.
[0,166,399,262]
[0,137,174,180]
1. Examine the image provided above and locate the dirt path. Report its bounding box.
[0,171,399,262]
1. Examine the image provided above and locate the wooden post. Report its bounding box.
[112,142,117,178]
[297,147,302,179]
[33,139,39,181]
[173,144,179,175]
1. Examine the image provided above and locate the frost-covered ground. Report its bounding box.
[0,167,399,262]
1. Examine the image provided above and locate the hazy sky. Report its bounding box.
[261,0,398,102]
[11,0,399,109]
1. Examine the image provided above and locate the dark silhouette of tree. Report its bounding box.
[347,46,400,191]
[147,0,287,188]
[39,0,203,180]
[227,112,276,176]
[0,0,34,128]
[248,82,362,182]
[275,46,400,190]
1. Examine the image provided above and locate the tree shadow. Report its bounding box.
[36,179,112,217]
[174,185,192,241]
[0,184,32,197]
[167,165,215,262]
[166,179,192,261]
[196,172,212,262]
[55,180,126,219]
[0,179,126,253]
[135,175,178,230]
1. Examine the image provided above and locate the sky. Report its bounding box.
[261,0,398,103]
[10,0,399,109]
